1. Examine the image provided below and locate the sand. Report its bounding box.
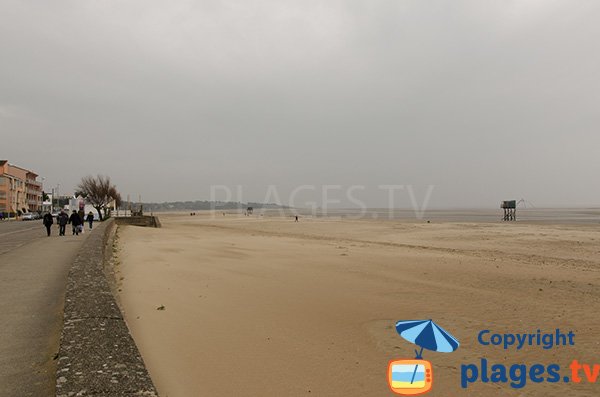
[115,212,600,396]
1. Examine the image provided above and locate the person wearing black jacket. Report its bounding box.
[86,211,94,230]
[57,210,68,236]
[69,210,82,235]
[43,212,53,236]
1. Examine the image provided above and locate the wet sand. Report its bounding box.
[115,213,600,396]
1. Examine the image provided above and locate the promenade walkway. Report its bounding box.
[0,220,91,396]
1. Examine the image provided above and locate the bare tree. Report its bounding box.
[77,175,120,220]
[106,186,123,217]
[108,186,122,207]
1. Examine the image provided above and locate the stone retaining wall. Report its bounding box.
[114,216,161,228]
[55,219,158,397]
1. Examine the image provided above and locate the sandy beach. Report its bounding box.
[115,213,600,396]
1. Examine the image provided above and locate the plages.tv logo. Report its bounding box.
[388,319,460,395]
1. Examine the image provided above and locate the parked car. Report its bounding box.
[21,213,35,221]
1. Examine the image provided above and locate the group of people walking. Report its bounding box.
[42,210,95,237]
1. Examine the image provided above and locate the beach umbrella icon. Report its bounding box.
[394,319,459,387]
[395,319,459,359]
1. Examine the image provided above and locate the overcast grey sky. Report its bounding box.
[1,1,599,208]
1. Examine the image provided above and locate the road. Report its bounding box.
[0,221,45,255]
[0,220,91,396]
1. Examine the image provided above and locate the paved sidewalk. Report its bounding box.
[0,222,92,397]
[0,221,45,255]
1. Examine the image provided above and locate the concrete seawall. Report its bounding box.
[55,219,158,397]
[115,216,161,228]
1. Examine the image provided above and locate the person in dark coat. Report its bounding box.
[69,210,82,235]
[86,211,94,230]
[57,210,69,236]
[78,209,85,232]
[43,212,54,236]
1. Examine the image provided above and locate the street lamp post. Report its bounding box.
[41,177,45,213]
[56,183,60,211]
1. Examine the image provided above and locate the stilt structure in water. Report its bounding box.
[501,200,517,221]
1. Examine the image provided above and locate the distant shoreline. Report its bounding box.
[142,207,600,225]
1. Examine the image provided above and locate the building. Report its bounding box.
[0,160,43,216]
[69,195,101,220]
[66,194,119,220]
[42,192,53,213]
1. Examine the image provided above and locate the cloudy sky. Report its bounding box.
[1,1,599,208]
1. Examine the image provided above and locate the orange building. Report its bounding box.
[0,160,43,216]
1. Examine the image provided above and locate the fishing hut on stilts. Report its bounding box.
[501,200,516,221]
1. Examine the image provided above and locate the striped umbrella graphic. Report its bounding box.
[395,319,460,384]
